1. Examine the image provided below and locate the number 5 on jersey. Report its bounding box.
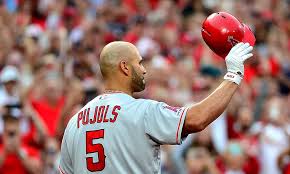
[86,129,106,171]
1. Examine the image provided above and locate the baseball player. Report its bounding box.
[59,13,255,174]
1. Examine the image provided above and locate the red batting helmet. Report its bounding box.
[201,12,255,58]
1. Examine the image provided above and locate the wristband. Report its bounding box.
[224,72,243,85]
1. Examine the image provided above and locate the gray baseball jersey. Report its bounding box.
[59,92,188,174]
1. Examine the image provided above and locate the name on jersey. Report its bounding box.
[77,105,121,128]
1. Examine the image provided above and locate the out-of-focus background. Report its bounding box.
[0,0,289,174]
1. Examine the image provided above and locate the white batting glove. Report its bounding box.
[224,42,253,85]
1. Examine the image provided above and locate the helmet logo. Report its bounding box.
[227,36,239,46]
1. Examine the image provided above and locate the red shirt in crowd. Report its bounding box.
[0,145,40,174]
[31,96,65,137]
[284,163,290,174]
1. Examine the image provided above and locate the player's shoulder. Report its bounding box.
[129,98,162,111]
[134,98,159,105]
[134,99,185,113]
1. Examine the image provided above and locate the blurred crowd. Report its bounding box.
[0,0,289,174]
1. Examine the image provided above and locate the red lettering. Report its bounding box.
[97,106,105,123]
[110,105,121,123]
[78,105,120,126]
[103,105,110,123]
[77,111,83,128]
[82,108,90,125]
[90,106,98,124]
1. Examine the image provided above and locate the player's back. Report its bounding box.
[60,92,166,174]
[60,92,187,174]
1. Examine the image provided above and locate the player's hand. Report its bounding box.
[224,42,253,85]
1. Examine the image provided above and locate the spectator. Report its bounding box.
[42,137,60,174]
[232,106,260,174]
[278,148,290,174]
[190,127,218,156]
[0,0,288,173]
[259,96,290,174]
[185,147,220,174]
[216,141,246,174]
[0,66,21,107]
[0,65,47,146]
[0,107,41,174]
[30,72,65,137]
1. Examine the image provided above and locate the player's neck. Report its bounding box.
[104,78,133,96]
[104,84,133,96]
[103,89,133,96]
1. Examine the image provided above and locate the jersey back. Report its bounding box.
[59,93,187,174]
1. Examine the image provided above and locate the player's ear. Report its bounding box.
[120,60,130,76]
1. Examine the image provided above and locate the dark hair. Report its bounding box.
[3,114,20,123]
[2,103,22,123]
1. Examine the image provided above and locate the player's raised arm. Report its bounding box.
[182,42,253,136]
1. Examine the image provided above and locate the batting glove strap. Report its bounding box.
[224,71,243,85]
